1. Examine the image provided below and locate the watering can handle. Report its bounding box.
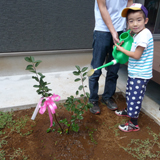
[127,29,131,33]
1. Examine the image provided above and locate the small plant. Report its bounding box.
[53,65,92,134]
[8,148,28,160]
[0,111,15,129]
[25,56,92,134]
[0,112,32,159]
[88,128,98,144]
[0,150,5,160]
[119,127,160,160]
[24,56,53,104]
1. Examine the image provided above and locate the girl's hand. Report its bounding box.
[114,41,124,52]
[113,41,124,49]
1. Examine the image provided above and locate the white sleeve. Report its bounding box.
[135,29,151,48]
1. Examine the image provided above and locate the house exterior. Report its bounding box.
[136,0,160,84]
[0,0,159,84]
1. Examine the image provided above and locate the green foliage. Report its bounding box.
[25,57,92,134]
[0,111,15,130]
[88,128,98,144]
[58,65,92,133]
[46,65,92,134]
[0,150,5,160]
[24,56,52,100]
[47,128,52,133]
[0,112,32,159]
[120,127,160,160]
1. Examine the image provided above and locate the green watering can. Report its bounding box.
[87,30,133,76]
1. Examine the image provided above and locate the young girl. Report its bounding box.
[115,3,154,132]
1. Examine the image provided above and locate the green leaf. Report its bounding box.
[46,128,51,133]
[70,95,74,99]
[71,118,75,122]
[33,85,39,88]
[87,103,93,108]
[31,71,36,73]
[42,99,46,103]
[73,71,80,76]
[75,65,81,71]
[76,99,81,103]
[48,93,52,96]
[38,72,43,77]
[32,76,39,82]
[52,122,55,127]
[80,94,84,97]
[76,90,79,95]
[72,123,79,132]
[79,111,84,115]
[41,99,46,106]
[59,118,67,124]
[77,115,83,120]
[82,67,88,72]
[26,65,33,70]
[74,78,81,82]
[78,85,83,90]
[59,120,63,123]
[67,124,70,127]
[40,79,44,85]
[35,61,42,67]
[85,105,88,111]
[30,56,35,63]
[86,92,90,98]
[83,72,87,76]
[52,129,55,132]
[83,97,87,103]
[45,93,48,97]
[24,57,32,62]
[77,104,83,109]
[66,129,69,133]
[74,109,79,114]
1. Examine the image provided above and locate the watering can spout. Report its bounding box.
[87,59,118,76]
[96,59,117,70]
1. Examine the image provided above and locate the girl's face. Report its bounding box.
[127,11,148,34]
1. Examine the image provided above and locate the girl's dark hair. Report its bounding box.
[126,9,146,21]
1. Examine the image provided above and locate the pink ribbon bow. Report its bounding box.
[39,94,60,127]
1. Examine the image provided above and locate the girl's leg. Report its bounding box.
[119,77,149,132]
[127,78,149,119]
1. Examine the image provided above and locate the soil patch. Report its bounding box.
[1,92,160,160]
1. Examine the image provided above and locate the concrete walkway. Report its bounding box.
[0,68,120,111]
[0,65,160,125]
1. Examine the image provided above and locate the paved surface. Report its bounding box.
[0,65,160,125]
[0,69,120,111]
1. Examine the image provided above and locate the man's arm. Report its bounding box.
[97,0,119,44]
[127,0,133,7]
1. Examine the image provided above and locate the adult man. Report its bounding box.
[89,0,133,114]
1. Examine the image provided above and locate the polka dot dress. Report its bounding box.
[126,77,149,118]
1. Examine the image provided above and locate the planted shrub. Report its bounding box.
[25,56,92,134]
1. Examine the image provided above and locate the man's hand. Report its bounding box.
[112,31,119,44]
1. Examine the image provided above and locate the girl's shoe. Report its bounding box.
[115,108,129,117]
[119,121,140,132]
